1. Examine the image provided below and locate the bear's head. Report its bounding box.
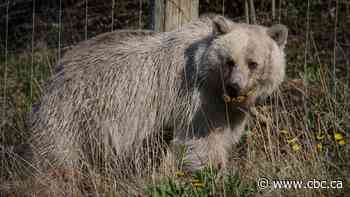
[199,16,288,106]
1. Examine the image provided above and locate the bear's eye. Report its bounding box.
[248,61,258,70]
[226,60,236,68]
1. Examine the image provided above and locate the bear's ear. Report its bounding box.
[267,24,288,48]
[212,15,234,35]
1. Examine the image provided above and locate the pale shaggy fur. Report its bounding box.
[30,15,288,174]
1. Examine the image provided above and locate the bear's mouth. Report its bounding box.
[223,86,257,104]
[224,84,240,98]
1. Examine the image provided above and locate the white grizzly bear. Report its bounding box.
[30,15,287,175]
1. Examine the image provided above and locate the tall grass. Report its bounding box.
[0,49,54,180]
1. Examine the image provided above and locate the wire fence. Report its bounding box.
[2,0,348,124]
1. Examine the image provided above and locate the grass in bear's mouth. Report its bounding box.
[1,50,349,197]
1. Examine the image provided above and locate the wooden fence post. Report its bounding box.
[152,0,199,32]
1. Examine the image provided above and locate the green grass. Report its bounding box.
[146,167,255,197]
[1,49,54,146]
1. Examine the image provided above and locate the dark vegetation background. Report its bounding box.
[0,1,349,73]
[1,1,349,54]
[0,0,349,196]
[1,1,350,84]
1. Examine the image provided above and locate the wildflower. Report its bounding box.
[192,181,205,188]
[291,143,301,152]
[175,171,185,177]
[337,139,346,145]
[334,132,344,141]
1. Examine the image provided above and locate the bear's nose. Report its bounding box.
[225,83,240,98]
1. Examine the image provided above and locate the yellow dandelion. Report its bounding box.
[236,96,246,103]
[175,171,185,177]
[291,143,301,152]
[334,132,344,141]
[316,143,323,151]
[223,95,231,103]
[287,137,298,144]
[192,182,205,188]
[337,139,346,145]
[280,129,289,135]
